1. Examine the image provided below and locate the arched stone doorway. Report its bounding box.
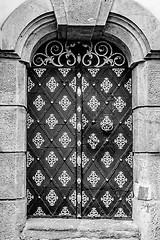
[1,0,160,239]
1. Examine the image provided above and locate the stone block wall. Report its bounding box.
[133,59,160,240]
[0,55,27,240]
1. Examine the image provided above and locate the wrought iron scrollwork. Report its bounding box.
[33,40,76,67]
[32,40,127,67]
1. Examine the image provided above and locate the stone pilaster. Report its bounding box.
[0,51,27,240]
[132,56,160,240]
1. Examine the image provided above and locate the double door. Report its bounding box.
[27,65,132,218]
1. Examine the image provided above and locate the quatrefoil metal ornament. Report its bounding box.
[100,115,113,132]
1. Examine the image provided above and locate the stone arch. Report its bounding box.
[1,1,160,240]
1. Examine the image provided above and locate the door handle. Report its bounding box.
[100,116,113,132]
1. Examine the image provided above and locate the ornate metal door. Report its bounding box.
[27,40,133,219]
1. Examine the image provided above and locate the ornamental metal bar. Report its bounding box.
[76,69,82,218]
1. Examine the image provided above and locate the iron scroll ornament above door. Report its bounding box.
[32,40,128,67]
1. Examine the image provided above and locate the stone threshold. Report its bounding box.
[20,218,140,240]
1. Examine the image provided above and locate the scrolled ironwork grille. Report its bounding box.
[27,40,132,219]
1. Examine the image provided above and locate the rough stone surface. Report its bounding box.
[0,106,26,152]
[0,199,26,240]
[50,0,67,25]
[103,20,144,65]
[132,61,160,108]
[111,0,160,50]
[0,59,26,106]
[133,198,160,240]
[133,108,160,152]
[1,0,53,50]
[96,0,113,25]
[134,154,160,201]
[51,0,113,40]
[21,219,139,240]
[0,153,26,199]
[64,0,100,26]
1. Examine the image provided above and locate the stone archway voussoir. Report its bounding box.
[50,0,113,40]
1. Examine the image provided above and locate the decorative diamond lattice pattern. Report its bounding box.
[114,133,127,150]
[87,171,100,187]
[126,192,133,206]
[69,152,76,167]
[82,77,89,92]
[125,115,132,131]
[27,189,34,205]
[27,113,34,129]
[125,152,133,168]
[69,190,76,206]
[69,77,76,92]
[34,68,46,77]
[59,132,71,148]
[100,115,113,132]
[115,208,127,218]
[101,151,114,168]
[33,95,45,111]
[27,152,34,167]
[28,77,35,92]
[59,206,71,216]
[87,133,100,149]
[101,191,114,208]
[100,77,113,94]
[46,189,58,206]
[32,132,45,149]
[46,77,59,92]
[88,68,100,77]
[58,170,71,186]
[112,68,124,77]
[28,53,132,219]
[46,114,58,129]
[69,114,76,129]
[59,95,71,111]
[124,78,131,94]
[46,151,58,167]
[34,206,46,216]
[88,96,100,112]
[82,114,89,129]
[114,171,127,188]
[114,96,126,112]
[33,170,45,186]
[88,208,100,218]
[82,152,90,168]
[82,191,89,207]
[59,68,71,77]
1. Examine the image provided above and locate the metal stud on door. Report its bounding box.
[27,40,132,219]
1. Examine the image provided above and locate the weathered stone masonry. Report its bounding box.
[1,0,160,239]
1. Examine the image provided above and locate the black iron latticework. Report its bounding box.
[27,40,132,219]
